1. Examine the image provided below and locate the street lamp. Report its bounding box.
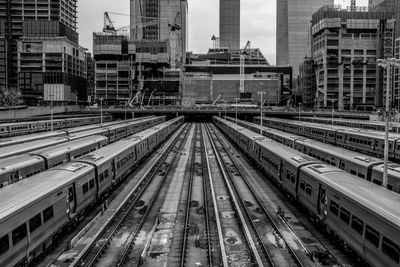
[258,92,266,135]
[234,97,240,125]
[99,97,104,125]
[49,94,54,131]
[377,58,400,188]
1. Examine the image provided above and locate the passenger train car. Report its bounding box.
[0,116,154,148]
[299,116,400,133]
[227,117,400,193]
[0,115,113,137]
[0,116,184,267]
[214,117,400,267]
[0,116,166,188]
[255,117,400,161]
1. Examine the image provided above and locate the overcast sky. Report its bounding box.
[77,0,368,65]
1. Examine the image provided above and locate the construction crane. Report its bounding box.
[211,35,220,49]
[147,89,157,106]
[212,94,223,106]
[239,41,251,94]
[103,12,116,33]
[351,0,356,11]
[169,22,181,70]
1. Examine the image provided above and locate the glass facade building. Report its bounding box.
[219,0,240,49]
[276,0,333,78]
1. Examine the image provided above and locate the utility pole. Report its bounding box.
[258,92,266,135]
[377,58,400,188]
[234,97,240,125]
[99,97,104,125]
[49,94,54,131]
[298,103,302,123]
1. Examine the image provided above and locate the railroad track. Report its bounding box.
[207,123,314,267]
[118,123,195,266]
[72,123,192,266]
[202,124,262,266]
[165,124,219,266]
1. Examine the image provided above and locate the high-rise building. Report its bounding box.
[0,0,87,105]
[311,5,394,111]
[219,0,240,49]
[130,0,187,67]
[276,0,333,78]
[369,0,386,7]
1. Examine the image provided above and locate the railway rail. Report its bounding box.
[203,124,261,266]
[73,123,192,266]
[207,123,314,267]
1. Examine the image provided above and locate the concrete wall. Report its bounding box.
[0,106,80,120]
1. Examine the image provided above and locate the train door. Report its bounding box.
[317,184,328,221]
[111,159,116,183]
[10,170,20,183]
[67,183,77,218]
[66,153,71,161]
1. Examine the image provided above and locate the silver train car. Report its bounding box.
[0,116,113,137]
[255,117,400,161]
[0,117,166,188]
[299,116,400,133]
[0,116,165,160]
[0,116,154,148]
[227,117,400,193]
[214,117,400,267]
[0,117,184,267]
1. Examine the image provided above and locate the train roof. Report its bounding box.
[0,137,69,159]
[216,117,321,167]
[233,117,387,168]
[31,135,108,159]
[303,164,400,228]
[0,130,66,148]
[67,128,109,140]
[372,163,400,178]
[0,155,44,175]
[258,117,400,140]
[0,162,93,223]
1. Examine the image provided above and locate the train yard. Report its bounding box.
[1,115,399,267]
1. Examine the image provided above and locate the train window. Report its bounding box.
[382,237,400,264]
[12,223,27,245]
[339,208,350,224]
[358,173,365,179]
[99,173,104,182]
[365,225,380,248]
[83,183,89,194]
[89,179,95,189]
[373,179,382,186]
[350,170,356,175]
[0,235,9,255]
[43,206,54,223]
[300,180,305,191]
[351,215,363,235]
[305,185,312,196]
[29,213,42,233]
[388,184,393,191]
[329,200,339,216]
[105,170,109,179]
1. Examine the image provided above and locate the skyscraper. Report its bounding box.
[0,0,86,104]
[219,0,240,49]
[276,0,333,77]
[130,0,188,66]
